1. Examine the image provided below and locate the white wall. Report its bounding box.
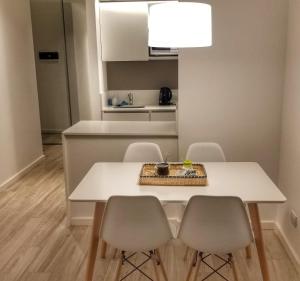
[68,0,92,120]
[0,0,43,186]
[67,0,102,120]
[178,0,288,220]
[85,0,101,119]
[95,0,107,96]
[277,0,300,265]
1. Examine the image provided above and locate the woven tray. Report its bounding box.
[139,163,208,186]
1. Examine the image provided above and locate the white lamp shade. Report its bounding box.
[148,2,212,48]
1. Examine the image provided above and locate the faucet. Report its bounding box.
[128,92,134,105]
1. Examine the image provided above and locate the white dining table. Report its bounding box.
[69,162,286,281]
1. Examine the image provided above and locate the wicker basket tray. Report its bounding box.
[139,163,208,186]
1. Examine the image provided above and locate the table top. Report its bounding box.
[69,162,286,204]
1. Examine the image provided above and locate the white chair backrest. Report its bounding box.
[185,142,226,162]
[123,142,164,162]
[178,196,253,254]
[101,196,173,252]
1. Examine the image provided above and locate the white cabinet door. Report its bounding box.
[102,112,150,121]
[99,2,149,62]
[151,112,176,121]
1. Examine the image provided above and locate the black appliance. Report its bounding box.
[159,87,172,105]
[149,47,178,57]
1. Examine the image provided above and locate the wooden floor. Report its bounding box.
[0,145,299,281]
[41,133,62,145]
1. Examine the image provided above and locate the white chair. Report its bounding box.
[102,143,164,261]
[101,196,173,281]
[178,196,253,281]
[185,143,252,261]
[184,142,232,259]
[185,142,226,162]
[123,142,164,162]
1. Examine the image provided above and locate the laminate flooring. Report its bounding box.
[41,134,62,145]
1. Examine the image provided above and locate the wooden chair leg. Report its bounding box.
[185,251,197,281]
[231,255,239,281]
[114,256,123,281]
[156,249,168,281]
[245,245,252,259]
[152,252,160,281]
[192,253,201,281]
[184,246,189,261]
[100,240,107,259]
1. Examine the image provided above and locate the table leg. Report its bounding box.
[245,245,252,259]
[248,203,270,281]
[85,202,105,281]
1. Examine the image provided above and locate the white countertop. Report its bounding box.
[102,105,176,113]
[63,121,178,137]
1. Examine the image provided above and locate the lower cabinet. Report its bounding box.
[64,134,178,224]
[102,111,176,121]
[102,112,149,121]
[151,112,176,121]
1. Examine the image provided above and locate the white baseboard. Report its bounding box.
[0,155,45,190]
[274,223,300,273]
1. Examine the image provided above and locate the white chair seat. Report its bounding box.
[101,196,172,281]
[178,196,253,281]
[101,196,173,252]
[178,196,253,254]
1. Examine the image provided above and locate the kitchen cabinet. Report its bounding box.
[63,121,178,224]
[102,112,149,121]
[102,109,177,122]
[99,2,149,62]
[151,112,176,121]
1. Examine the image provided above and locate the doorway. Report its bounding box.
[30,0,81,144]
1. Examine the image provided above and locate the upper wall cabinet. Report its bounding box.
[99,2,149,62]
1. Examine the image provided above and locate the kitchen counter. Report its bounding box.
[102,105,176,113]
[63,120,178,136]
[63,120,178,225]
